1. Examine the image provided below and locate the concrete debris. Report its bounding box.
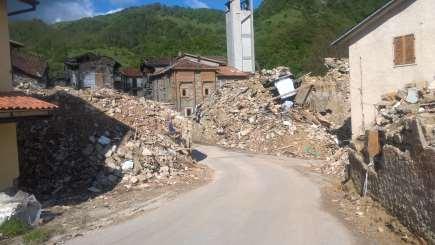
[194,68,340,160]
[301,58,351,130]
[375,83,435,146]
[16,87,194,202]
[0,191,41,226]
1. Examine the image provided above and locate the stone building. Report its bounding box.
[10,40,49,87]
[150,56,218,116]
[64,53,121,89]
[147,53,250,116]
[119,67,145,97]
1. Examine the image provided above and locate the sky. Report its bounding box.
[8,0,262,23]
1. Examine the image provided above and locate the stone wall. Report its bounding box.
[349,118,435,243]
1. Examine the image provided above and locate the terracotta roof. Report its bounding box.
[120,67,143,77]
[173,59,217,70]
[11,50,48,79]
[217,66,250,78]
[0,92,58,111]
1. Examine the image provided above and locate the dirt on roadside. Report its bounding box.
[321,178,425,245]
[1,164,213,245]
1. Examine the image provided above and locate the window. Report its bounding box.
[204,88,210,96]
[394,34,415,66]
[185,107,193,117]
[182,88,188,97]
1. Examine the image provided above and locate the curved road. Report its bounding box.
[67,145,360,245]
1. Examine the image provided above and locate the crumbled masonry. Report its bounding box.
[194,58,351,162]
[16,87,194,201]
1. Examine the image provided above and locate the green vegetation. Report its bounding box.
[9,1,389,77]
[255,0,390,74]
[23,229,51,245]
[0,219,31,237]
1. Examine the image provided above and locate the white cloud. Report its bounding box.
[38,0,96,23]
[100,8,124,15]
[184,0,209,9]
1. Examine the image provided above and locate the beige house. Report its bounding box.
[332,0,435,138]
[0,0,57,191]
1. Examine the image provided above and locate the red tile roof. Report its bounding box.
[120,67,143,77]
[0,92,58,111]
[217,66,250,78]
[11,50,48,79]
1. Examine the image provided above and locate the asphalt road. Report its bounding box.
[67,145,359,245]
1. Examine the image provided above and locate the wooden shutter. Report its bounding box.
[394,34,415,65]
[404,34,415,64]
[394,36,404,65]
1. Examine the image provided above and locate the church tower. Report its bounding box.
[225,0,255,73]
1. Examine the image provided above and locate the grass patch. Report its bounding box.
[0,218,31,237]
[23,229,51,245]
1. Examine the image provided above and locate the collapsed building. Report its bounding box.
[331,0,435,242]
[64,52,121,90]
[16,87,194,202]
[193,59,347,160]
[10,40,49,88]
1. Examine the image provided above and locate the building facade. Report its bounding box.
[332,0,435,138]
[64,53,121,89]
[119,67,145,97]
[150,58,218,116]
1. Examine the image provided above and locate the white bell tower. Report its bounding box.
[225,0,255,73]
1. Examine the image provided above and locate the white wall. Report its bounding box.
[226,0,255,73]
[348,0,435,137]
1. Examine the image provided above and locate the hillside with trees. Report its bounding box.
[9,1,389,76]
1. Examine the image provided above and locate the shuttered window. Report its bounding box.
[394,34,415,66]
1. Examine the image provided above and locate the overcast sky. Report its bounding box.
[7,0,262,23]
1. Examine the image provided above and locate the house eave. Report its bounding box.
[330,0,412,47]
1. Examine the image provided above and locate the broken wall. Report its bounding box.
[349,118,435,243]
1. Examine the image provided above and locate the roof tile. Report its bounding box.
[0,92,58,111]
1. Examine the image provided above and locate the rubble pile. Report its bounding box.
[302,58,350,130]
[17,87,194,201]
[374,81,435,145]
[195,76,339,159]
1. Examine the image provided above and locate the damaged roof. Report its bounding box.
[217,66,249,78]
[11,50,48,79]
[173,59,217,70]
[180,53,227,65]
[0,92,57,111]
[120,67,143,78]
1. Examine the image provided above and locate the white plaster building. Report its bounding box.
[225,0,255,73]
[332,0,435,138]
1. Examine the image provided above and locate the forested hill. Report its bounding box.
[9,1,389,76]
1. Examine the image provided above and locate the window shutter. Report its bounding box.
[404,34,415,64]
[394,37,403,65]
